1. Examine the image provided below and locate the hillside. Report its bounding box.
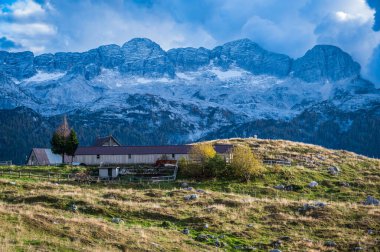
[1,38,380,164]
[0,138,379,251]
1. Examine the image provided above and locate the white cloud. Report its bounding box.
[9,0,45,17]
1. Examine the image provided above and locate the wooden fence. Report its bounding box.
[0,161,12,166]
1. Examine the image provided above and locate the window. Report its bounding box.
[128,154,132,159]
[97,154,100,159]
[172,154,175,158]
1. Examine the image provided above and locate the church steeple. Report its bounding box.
[56,115,71,138]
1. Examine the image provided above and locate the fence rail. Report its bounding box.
[0,168,178,183]
[0,161,12,166]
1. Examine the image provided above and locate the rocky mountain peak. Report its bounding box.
[292,45,361,82]
[211,38,292,77]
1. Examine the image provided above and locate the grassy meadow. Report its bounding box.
[0,138,379,251]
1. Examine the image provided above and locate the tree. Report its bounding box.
[189,143,216,163]
[230,145,264,182]
[51,132,66,163]
[66,129,79,162]
[189,143,217,177]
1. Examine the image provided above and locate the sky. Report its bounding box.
[0,0,379,84]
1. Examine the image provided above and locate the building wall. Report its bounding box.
[74,153,189,165]
[27,152,38,165]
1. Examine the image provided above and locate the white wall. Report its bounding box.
[75,153,188,165]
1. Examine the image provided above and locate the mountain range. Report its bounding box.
[0,38,379,163]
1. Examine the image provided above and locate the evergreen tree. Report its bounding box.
[66,129,79,161]
[51,132,66,163]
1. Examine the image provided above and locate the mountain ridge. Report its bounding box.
[0,38,379,163]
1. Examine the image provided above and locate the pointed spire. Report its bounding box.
[56,115,71,138]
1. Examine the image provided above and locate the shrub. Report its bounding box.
[230,145,264,182]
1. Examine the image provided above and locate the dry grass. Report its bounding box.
[0,138,379,251]
[0,178,379,251]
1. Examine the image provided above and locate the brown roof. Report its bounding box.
[75,144,232,156]
[93,135,121,147]
[29,148,70,165]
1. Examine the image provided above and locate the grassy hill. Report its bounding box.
[0,138,379,251]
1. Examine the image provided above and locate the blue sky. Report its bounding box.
[0,0,379,84]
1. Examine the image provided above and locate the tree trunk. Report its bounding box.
[62,153,65,164]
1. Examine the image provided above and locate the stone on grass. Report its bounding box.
[340,182,350,187]
[324,241,337,247]
[184,187,193,191]
[180,182,188,188]
[215,239,225,247]
[196,234,208,241]
[308,181,318,188]
[271,240,282,248]
[69,204,78,212]
[182,228,190,235]
[203,223,209,229]
[367,229,374,235]
[364,196,380,206]
[274,185,285,190]
[9,181,16,185]
[299,201,326,212]
[247,223,254,228]
[184,194,198,201]
[111,217,123,224]
[353,247,363,251]
[328,166,340,175]
[270,250,282,252]
[196,189,206,193]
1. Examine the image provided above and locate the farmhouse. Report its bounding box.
[27,148,69,166]
[74,136,233,166]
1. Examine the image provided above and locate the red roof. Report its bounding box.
[75,144,232,156]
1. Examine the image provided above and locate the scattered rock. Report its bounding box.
[183,194,198,201]
[215,239,224,247]
[207,234,215,239]
[328,166,340,175]
[308,181,318,188]
[9,181,16,185]
[203,223,209,229]
[180,182,188,188]
[69,204,78,212]
[247,223,254,228]
[270,250,282,252]
[340,182,350,187]
[234,245,256,250]
[299,201,326,212]
[196,189,206,194]
[364,196,380,206]
[352,247,363,251]
[182,228,190,235]
[367,229,374,235]
[111,217,123,224]
[196,234,208,242]
[271,240,282,248]
[324,241,337,247]
[274,185,285,190]
[184,187,193,191]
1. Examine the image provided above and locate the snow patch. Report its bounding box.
[23,71,65,83]
[209,67,246,81]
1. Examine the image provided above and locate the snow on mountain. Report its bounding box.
[0,38,379,159]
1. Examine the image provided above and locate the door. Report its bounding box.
[108,168,112,178]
